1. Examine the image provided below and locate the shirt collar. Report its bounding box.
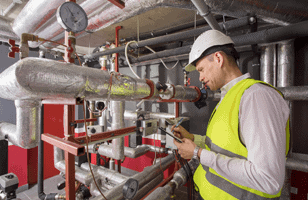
[220,73,251,99]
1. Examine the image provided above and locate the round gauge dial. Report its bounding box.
[123,178,139,199]
[56,2,88,33]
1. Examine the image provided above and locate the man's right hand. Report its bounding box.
[171,125,194,141]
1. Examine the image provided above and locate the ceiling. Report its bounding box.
[1,0,308,55]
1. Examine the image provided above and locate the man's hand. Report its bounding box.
[171,125,194,141]
[174,138,197,159]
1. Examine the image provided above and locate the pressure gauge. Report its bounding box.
[56,2,88,33]
[123,178,139,200]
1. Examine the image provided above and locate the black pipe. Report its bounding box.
[232,20,308,46]
[38,105,58,200]
[84,16,250,60]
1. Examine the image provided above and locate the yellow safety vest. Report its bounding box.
[193,78,290,200]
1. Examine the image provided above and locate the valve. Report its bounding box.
[8,40,19,58]
[156,82,168,91]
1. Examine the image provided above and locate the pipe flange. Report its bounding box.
[159,84,175,100]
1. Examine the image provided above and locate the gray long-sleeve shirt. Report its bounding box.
[194,73,290,195]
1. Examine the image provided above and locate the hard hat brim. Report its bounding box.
[184,63,196,72]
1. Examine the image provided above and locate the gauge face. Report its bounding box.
[123,178,139,199]
[56,2,88,33]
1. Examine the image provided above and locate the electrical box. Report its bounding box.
[165,117,189,150]
[141,119,158,137]
[0,173,18,200]
[87,125,104,135]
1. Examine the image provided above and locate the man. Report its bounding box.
[172,30,290,199]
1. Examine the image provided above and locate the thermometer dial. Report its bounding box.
[56,2,88,33]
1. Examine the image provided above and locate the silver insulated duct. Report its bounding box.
[0,16,20,43]
[0,100,41,149]
[12,0,194,48]
[0,57,152,101]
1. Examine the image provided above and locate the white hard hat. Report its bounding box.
[185,30,235,72]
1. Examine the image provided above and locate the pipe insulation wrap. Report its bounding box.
[0,16,20,43]
[173,85,199,101]
[0,100,41,149]
[0,58,151,101]
[92,154,175,200]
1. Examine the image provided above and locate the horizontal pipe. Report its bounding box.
[84,17,250,60]
[0,58,152,101]
[207,86,308,102]
[92,154,175,200]
[124,110,180,120]
[232,20,308,47]
[133,173,164,200]
[286,158,308,173]
[145,159,199,200]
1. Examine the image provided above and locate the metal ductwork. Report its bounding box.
[0,100,41,149]
[0,16,20,43]
[12,0,194,48]
[10,0,308,49]
[0,57,153,101]
[204,0,308,26]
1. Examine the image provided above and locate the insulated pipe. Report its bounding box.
[232,20,308,47]
[208,87,308,102]
[286,158,308,173]
[124,110,176,120]
[0,16,20,43]
[190,0,221,31]
[92,154,175,200]
[84,17,250,60]
[0,100,41,149]
[144,159,199,200]
[277,40,294,200]
[133,173,164,200]
[0,58,152,101]
[260,44,276,86]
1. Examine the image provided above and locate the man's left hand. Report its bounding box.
[174,138,197,159]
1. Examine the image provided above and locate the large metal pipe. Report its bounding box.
[92,154,175,200]
[190,0,221,31]
[0,57,152,101]
[0,100,41,149]
[124,110,177,120]
[97,101,125,160]
[205,0,308,25]
[260,44,276,86]
[0,16,20,43]
[144,159,199,200]
[286,158,308,173]
[84,17,250,60]
[86,18,308,61]
[277,40,294,200]
[207,86,308,102]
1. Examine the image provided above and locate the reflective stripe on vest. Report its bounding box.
[199,165,280,200]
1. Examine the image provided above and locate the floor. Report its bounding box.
[16,167,192,200]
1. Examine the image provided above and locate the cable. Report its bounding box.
[125,41,180,79]
[82,101,107,200]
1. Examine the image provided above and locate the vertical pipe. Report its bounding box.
[110,101,125,161]
[277,40,295,200]
[260,44,276,86]
[115,26,122,73]
[175,102,179,118]
[0,140,8,176]
[64,1,76,195]
[64,105,76,200]
[89,101,95,126]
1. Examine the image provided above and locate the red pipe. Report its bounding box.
[115,26,122,72]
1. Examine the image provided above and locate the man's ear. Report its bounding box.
[214,51,224,68]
